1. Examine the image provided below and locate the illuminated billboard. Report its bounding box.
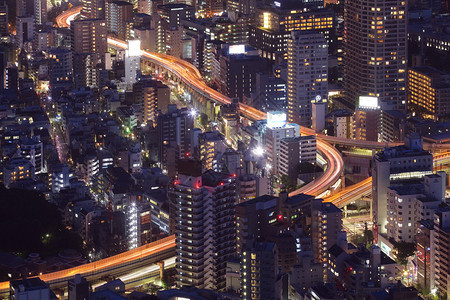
[358,96,379,109]
[127,40,141,57]
[267,111,287,128]
[229,44,245,55]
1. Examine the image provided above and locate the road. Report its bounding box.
[324,152,450,208]
[0,236,175,293]
[56,6,450,150]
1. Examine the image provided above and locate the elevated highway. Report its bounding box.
[0,236,175,295]
[324,152,450,208]
[56,7,450,150]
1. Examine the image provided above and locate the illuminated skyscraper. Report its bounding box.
[343,0,407,110]
[169,160,237,291]
[287,31,328,127]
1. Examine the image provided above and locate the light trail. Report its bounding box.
[0,236,175,291]
[324,152,450,208]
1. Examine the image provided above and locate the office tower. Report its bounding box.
[125,40,141,85]
[279,136,316,179]
[48,49,73,88]
[264,111,300,175]
[372,134,433,236]
[156,105,194,176]
[34,0,47,25]
[240,242,279,300]
[343,0,407,110]
[408,66,450,121]
[287,31,328,127]
[219,47,268,102]
[169,160,237,291]
[71,19,107,63]
[249,5,334,62]
[253,72,287,112]
[198,131,227,171]
[159,4,195,27]
[81,0,106,19]
[16,16,34,49]
[68,275,90,300]
[0,1,8,36]
[106,0,134,40]
[132,77,169,125]
[431,207,450,298]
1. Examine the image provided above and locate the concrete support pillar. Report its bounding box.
[157,261,164,280]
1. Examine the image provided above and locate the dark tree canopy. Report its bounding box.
[0,186,82,257]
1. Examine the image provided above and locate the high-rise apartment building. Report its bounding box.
[198,131,227,171]
[343,0,407,110]
[169,160,237,291]
[48,49,73,88]
[34,0,47,25]
[71,19,107,64]
[385,172,445,243]
[240,242,279,300]
[279,135,317,179]
[106,0,134,40]
[287,30,328,127]
[71,19,107,88]
[249,4,334,61]
[156,105,194,176]
[132,77,169,125]
[81,0,106,19]
[408,66,450,121]
[236,192,342,282]
[372,134,433,236]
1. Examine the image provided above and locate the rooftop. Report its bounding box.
[10,278,48,291]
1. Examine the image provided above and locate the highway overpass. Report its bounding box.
[0,236,175,296]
